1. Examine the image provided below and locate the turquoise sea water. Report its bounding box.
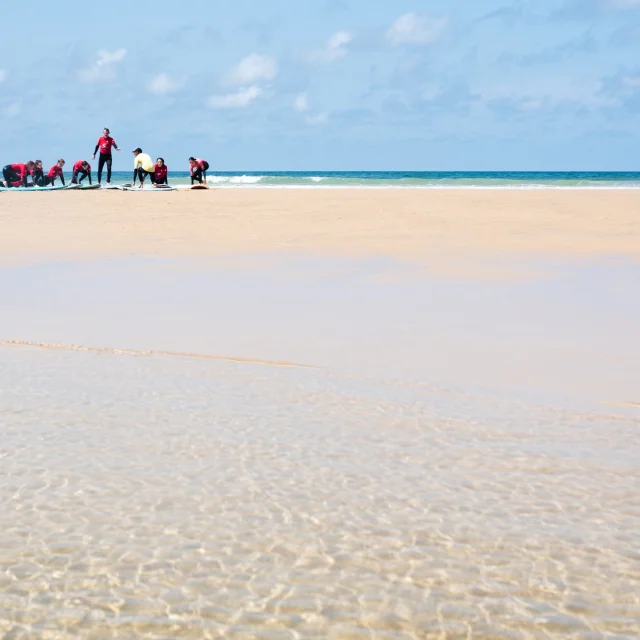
[94,170,640,188]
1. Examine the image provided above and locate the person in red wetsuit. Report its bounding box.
[151,157,168,185]
[71,160,92,185]
[188,157,209,185]
[92,127,121,185]
[2,161,35,188]
[45,159,66,186]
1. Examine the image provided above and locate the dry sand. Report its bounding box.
[1,188,639,263]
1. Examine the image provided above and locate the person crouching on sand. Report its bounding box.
[188,157,209,185]
[132,148,155,188]
[46,159,66,186]
[31,160,45,187]
[2,161,35,188]
[151,157,168,186]
[71,160,92,185]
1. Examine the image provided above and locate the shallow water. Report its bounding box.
[1,256,639,638]
[1,255,639,406]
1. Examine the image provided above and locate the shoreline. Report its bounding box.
[1,188,639,264]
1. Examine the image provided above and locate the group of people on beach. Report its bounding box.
[2,128,210,189]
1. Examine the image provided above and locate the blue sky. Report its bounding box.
[0,0,639,170]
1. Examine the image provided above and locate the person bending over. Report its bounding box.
[189,157,209,185]
[152,157,168,185]
[71,160,92,185]
[46,159,66,186]
[132,148,155,188]
[93,127,120,185]
[31,160,45,186]
[2,161,34,188]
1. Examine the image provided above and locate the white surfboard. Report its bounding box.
[122,185,176,191]
[0,183,79,192]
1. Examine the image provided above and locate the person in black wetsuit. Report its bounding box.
[92,127,121,185]
[31,160,45,186]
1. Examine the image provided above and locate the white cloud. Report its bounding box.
[227,54,278,85]
[622,74,640,87]
[148,73,179,95]
[3,101,22,119]
[386,13,447,45]
[0,70,6,83]
[421,83,445,101]
[608,0,640,8]
[311,31,353,63]
[327,31,352,51]
[78,49,127,83]
[208,86,263,109]
[306,112,329,125]
[294,92,310,112]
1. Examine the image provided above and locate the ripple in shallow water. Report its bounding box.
[0,345,639,639]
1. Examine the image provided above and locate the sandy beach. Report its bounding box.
[1,188,640,263]
[1,188,639,638]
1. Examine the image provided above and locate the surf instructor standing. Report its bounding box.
[93,127,121,185]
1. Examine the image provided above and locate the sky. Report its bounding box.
[0,0,639,171]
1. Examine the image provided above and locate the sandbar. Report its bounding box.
[1,188,639,264]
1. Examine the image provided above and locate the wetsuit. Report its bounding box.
[71,161,91,185]
[31,166,45,187]
[152,163,168,185]
[46,165,65,186]
[94,135,118,183]
[2,164,28,188]
[190,158,209,184]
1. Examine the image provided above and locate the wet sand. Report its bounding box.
[1,188,640,264]
[1,256,639,407]
[1,191,639,638]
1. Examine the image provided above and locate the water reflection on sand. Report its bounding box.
[1,256,639,638]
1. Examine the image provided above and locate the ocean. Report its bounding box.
[95,170,640,188]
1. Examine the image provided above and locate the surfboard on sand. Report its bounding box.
[78,184,101,190]
[176,184,209,190]
[122,185,176,191]
[0,184,78,191]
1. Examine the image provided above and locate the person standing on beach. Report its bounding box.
[2,161,35,188]
[189,157,209,185]
[71,160,92,185]
[132,148,155,188]
[46,159,66,186]
[151,157,168,185]
[93,128,121,185]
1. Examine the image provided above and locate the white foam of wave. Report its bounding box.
[198,183,640,190]
[166,175,640,190]
[206,175,265,184]
[231,175,264,184]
